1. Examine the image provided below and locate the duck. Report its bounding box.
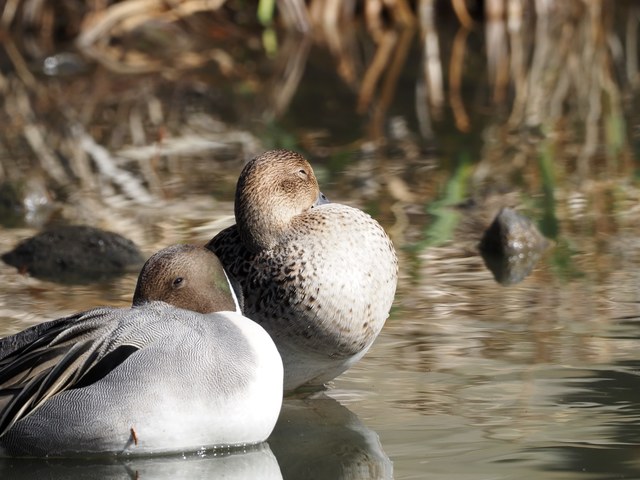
[206,150,398,392]
[0,244,283,457]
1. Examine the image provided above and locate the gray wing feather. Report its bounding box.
[0,306,159,436]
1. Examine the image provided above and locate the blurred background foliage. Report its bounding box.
[0,0,638,287]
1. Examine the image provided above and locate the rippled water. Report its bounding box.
[2,163,640,480]
[2,2,640,478]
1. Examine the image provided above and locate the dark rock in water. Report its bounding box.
[2,225,145,284]
[479,207,549,285]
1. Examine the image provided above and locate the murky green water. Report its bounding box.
[2,2,640,478]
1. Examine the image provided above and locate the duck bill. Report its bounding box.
[314,191,330,206]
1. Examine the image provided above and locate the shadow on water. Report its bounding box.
[270,394,393,479]
[545,355,640,477]
[0,444,283,479]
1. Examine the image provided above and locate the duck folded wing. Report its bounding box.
[0,315,84,362]
[0,306,162,437]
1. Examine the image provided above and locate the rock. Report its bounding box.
[2,225,145,284]
[479,207,549,285]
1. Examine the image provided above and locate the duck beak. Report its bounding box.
[313,191,330,207]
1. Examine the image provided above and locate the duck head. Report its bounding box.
[132,244,239,313]
[235,150,329,252]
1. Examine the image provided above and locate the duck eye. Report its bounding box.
[172,277,184,288]
[297,169,308,179]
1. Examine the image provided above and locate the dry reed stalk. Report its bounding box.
[76,0,227,72]
[418,0,445,112]
[1,0,20,27]
[307,1,360,89]
[451,0,475,29]
[626,4,639,84]
[265,33,312,118]
[308,0,352,30]
[2,37,38,90]
[448,28,470,132]
[1,72,66,184]
[78,0,226,49]
[277,0,310,32]
[507,0,528,127]
[357,30,398,114]
[485,1,510,103]
[368,27,415,140]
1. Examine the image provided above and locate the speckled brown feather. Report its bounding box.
[206,150,398,390]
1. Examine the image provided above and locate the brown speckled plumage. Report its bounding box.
[207,150,398,391]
